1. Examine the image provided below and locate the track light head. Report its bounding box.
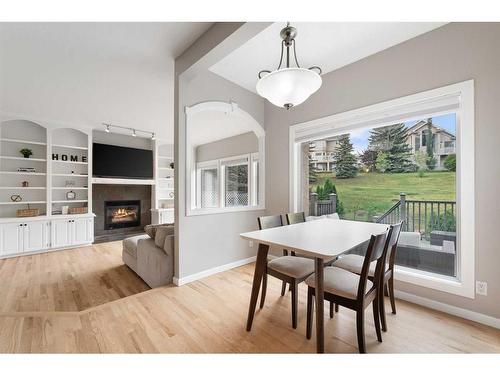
[151,132,156,140]
[132,129,137,137]
[104,124,110,133]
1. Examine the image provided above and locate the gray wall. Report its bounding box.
[177,71,265,279]
[264,23,500,318]
[196,131,258,162]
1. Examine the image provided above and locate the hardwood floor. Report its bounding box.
[0,241,149,312]
[0,242,499,353]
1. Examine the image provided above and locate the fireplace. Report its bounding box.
[104,200,141,230]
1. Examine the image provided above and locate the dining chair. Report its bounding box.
[305,230,390,353]
[285,212,306,225]
[332,221,403,331]
[257,214,315,329]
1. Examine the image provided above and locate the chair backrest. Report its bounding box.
[258,215,283,230]
[357,231,389,300]
[386,221,403,271]
[286,212,305,225]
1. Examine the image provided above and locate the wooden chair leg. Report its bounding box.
[380,281,387,332]
[281,281,287,296]
[335,303,339,313]
[329,301,334,318]
[373,298,382,342]
[306,287,313,340]
[356,309,366,354]
[291,281,298,329]
[389,277,396,314]
[259,272,267,309]
[384,283,389,297]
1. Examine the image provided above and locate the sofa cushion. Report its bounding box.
[155,226,170,248]
[144,223,173,239]
[123,234,149,259]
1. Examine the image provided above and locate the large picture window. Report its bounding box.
[290,81,475,298]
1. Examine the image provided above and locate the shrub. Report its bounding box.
[444,154,456,171]
[428,211,456,233]
[314,179,344,215]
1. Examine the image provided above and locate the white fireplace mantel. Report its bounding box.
[91,177,156,185]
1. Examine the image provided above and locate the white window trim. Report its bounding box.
[185,101,265,216]
[196,160,220,209]
[220,154,251,209]
[289,80,475,298]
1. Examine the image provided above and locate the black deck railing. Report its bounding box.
[376,193,456,238]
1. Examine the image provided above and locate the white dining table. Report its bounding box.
[240,217,389,353]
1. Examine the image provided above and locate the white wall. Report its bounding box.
[0,23,175,142]
[196,132,258,162]
[264,23,500,319]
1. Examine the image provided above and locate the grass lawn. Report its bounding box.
[312,171,456,220]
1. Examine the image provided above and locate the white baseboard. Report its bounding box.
[173,256,257,286]
[395,290,500,329]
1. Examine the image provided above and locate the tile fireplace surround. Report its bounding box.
[93,184,151,243]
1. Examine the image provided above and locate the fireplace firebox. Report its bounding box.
[104,200,141,230]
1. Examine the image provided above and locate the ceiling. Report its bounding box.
[189,110,255,147]
[209,22,447,94]
[0,22,213,142]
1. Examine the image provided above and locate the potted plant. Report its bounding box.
[19,148,33,158]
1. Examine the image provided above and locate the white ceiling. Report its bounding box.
[0,22,213,142]
[209,22,447,94]
[189,110,254,147]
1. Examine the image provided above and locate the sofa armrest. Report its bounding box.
[163,234,174,256]
[136,238,174,288]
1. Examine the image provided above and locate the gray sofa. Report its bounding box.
[122,225,174,288]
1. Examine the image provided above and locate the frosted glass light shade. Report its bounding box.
[256,68,322,109]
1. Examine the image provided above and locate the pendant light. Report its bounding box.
[256,23,322,110]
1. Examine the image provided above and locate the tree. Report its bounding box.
[333,135,358,178]
[414,150,428,177]
[369,123,415,173]
[359,149,378,172]
[376,152,390,173]
[308,142,319,185]
[425,119,437,170]
[444,154,456,171]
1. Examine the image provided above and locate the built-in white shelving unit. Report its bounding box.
[0,120,48,217]
[151,142,174,224]
[50,128,90,216]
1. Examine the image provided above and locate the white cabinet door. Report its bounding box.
[23,221,50,253]
[51,219,72,248]
[0,222,24,256]
[73,218,91,245]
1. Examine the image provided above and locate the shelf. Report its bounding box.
[0,171,46,176]
[158,197,174,200]
[91,177,155,185]
[0,201,46,205]
[0,138,46,146]
[158,156,173,160]
[52,144,88,151]
[158,167,174,171]
[0,187,46,190]
[0,156,46,162]
[52,174,88,178]
[52,200,88,204]
[52,187,88,190]
[52,160,88,165]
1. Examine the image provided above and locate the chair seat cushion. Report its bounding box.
[333,254,376,276]
[305,267,373,300]
[268,256,315,279]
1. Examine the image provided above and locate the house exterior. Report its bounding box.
[309,136,342,171]
[310,120,456,172]
[406,120,456,170]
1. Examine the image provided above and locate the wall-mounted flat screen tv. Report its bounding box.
[93,143,153,179]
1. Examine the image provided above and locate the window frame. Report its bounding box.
[185,101,265,216]
[289,80,475,298]
[196,160,220,209]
